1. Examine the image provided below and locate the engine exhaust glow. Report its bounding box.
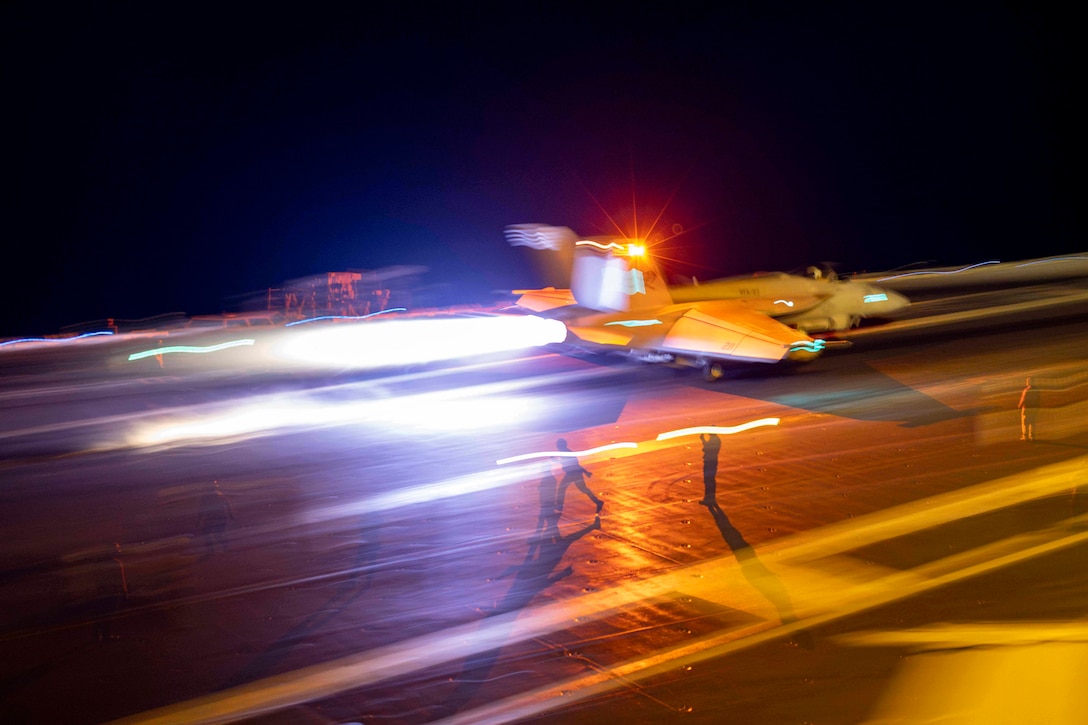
[271,314,567,370]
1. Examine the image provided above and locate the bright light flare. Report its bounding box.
[271,314,566,370]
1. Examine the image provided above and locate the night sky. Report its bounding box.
[4,3,1081,336]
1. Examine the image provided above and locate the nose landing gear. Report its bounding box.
[702,361,726,382]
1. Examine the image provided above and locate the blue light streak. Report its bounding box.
[863,293,889,303]
[284,308,408,326]
[1,331,114,348]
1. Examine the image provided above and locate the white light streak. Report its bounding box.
[876,260,1000,281]
[128,385,542,449]
[496,442,639,465]
[271,314,567,369]
[303,465,536,525]
[655,419,780,440]
[575,240,627,252]
[495,418,782,465]
[1015,256,1088,268]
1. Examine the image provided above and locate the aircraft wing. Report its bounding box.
[513,287,577,313]
[565,299,825,364]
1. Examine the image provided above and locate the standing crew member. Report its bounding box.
[700,432,721,505]
[1018,376,1040,441]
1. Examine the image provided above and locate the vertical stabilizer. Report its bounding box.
[570,239,674,312]
[504,224,578,289]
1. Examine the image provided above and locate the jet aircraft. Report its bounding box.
[508,225,846,380]
[509,226,909,334]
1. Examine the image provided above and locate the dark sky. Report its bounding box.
[4,3,1081,336]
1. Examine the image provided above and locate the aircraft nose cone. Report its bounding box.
[886,289,911,312]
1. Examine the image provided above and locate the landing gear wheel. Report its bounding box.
[703,361,725,382]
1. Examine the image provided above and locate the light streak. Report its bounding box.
[773,299,795,307]
[126,374,559,449]
[837,622,1088,648]
[496,417,781,464]
[1015,255,1088,268]
[655,419,780,440]
[284,308,408,326]
[304,466,536,524]
[876,260,1000,281]
[126,339,255,361]
[575,240,627,252]
[604,319,661,327]
[863,293,889,303]
[1,331,114,348]
[789,339,826,353]
[496,442,638,465]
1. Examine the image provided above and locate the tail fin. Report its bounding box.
[504,224,577,289]
[504,224,674,313]
[570,238,674,312]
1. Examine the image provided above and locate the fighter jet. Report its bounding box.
[509,226,845,380]
[507,225,908,335]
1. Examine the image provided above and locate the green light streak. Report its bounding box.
[127,339,255,361]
